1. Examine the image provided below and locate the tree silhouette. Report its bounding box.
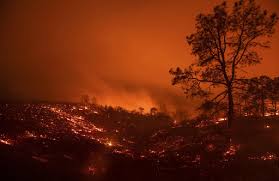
[170,0,278,128]
[242,76,272,117]
[198,100,227,119]
[80,94,90,105]
[269,77,279,115]
[138,107,144,114]
[150,107,158,115]
[257,76,272,117]
[91,96,98,105]
[238,76,279,117]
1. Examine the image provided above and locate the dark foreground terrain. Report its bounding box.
[0,103,279,181]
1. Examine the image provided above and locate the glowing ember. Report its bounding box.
[47,105,106,139]
[264,125,271,129]
[24,131,37,138]
[223,144,240,157]
[4,103,275,172]
[88,166,97,175]
[206,144,215,152]
[249,152,279,161]
[218,117,226,122]
[107,141,113,147]
[264,113,272,117]
[0,138,13,146]
[261,153,278,160]
[0,135,14,146]
[48,106,105,133]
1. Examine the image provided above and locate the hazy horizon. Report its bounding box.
[1,0,279,113]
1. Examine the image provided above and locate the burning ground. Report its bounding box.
[1,103,279,181]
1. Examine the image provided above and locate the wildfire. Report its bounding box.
[264,113,272,117]
[0,138,13,146]
[0,135,14,146]
[218,117,226,122]
[88,166,97,175]
[249,152,279,161]
[47,105,105,135]
[206,144,215,152]
[261,153,278,160]
[264,125,271,129]
[24,131,37,138]
[223,144,240,157]
[4,103,278,174]
[106,141,113,147]
[42,105,131,153]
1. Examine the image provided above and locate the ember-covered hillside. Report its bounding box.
[1,103,279,181]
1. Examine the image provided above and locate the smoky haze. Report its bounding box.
[0,0,279,115]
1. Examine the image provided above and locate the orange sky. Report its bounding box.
[0,0,278,112]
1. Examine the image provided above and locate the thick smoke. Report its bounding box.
[0,0,278,118]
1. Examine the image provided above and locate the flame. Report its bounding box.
[0,139,13,146]
[223,144,240,157]
[0,135,14,146]
[106,141,113,147]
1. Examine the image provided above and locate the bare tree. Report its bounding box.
[170,0,277,128]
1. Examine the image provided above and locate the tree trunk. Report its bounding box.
[261,91,265,117]
[227,87,234,128]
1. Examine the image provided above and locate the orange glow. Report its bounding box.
[107,141,113,147]
[249,152,279,161]
[1,1,278,113]
[0,139,13,146]
[0,135,14,146]
[223,144,240,158]
[264,125,271,129]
